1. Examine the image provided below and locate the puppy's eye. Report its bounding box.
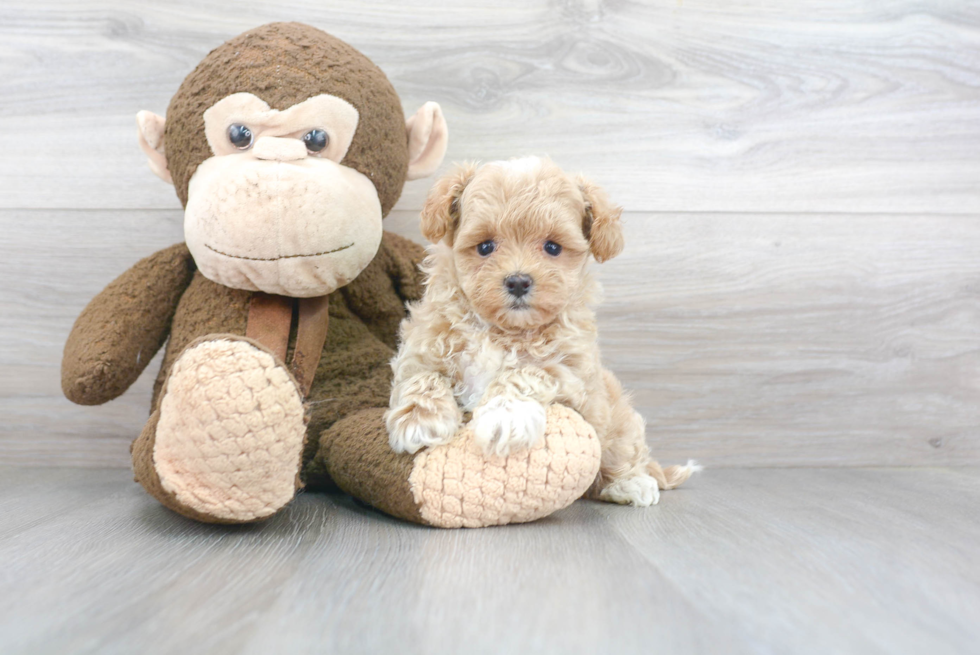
[303,128,329,153]
[477,240,496,257]
[544,241,562,257]
[228,124,253,150]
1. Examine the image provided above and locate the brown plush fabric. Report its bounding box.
[164,22,409,215]
[318,408,425,524]
[81,231,426,520]
[299,287,406,488]
[127,232,425,458]
[341,230,427,350]
[62,243,195,405]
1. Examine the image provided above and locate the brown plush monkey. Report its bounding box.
[62,23,601,527]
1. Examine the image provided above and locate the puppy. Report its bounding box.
[385,157,698,506]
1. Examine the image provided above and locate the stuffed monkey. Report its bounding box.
[62,23,601,528]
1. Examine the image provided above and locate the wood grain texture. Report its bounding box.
[1,466,978,654]
[0,1,978,213]
[3,209,977,468]
[0,209,183,467]
[2,1,979,468]
[603,212,980,467]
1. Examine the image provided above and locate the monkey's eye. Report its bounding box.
[544,241,562,256]
[477,240,496,257]
[303,129,329,153]
[227,124,253,150]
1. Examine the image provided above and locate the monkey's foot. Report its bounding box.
[133,337,306,523]
[321,404,602,528]
[411,405,601,527]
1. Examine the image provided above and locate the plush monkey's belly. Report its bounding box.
[152,271,396,424]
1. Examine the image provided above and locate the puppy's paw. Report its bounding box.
[599,474,661,507]
[471,396,547,456]
[386,401,460,455]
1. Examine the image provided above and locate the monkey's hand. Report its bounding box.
[385,372,461,454]
[62,243,195,405]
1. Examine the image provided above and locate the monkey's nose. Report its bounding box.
[504,274,533,298]
[252,137,308,162]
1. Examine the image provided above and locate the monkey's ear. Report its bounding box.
[577,175,624,263]
[405,102,449,181]
[136,110,173,185]
[420,162,476,244]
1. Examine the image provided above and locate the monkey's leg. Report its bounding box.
[318,404,602,528]
[132,336,306,523]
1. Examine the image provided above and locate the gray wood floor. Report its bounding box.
[1,466,978,655]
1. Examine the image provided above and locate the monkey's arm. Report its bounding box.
[382,231,428,305]
[342,231,428,350]
[62,242,196,405]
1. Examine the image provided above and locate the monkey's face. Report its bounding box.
[137,24,449,298]
[182,93,383,297]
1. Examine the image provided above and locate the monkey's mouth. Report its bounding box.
[204,242,354,261]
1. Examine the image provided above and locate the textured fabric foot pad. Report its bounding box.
[154,338,306,522]
[409,404,602,528]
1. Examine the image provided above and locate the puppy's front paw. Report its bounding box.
[386,402,459,455]
[599,474,661,507]
[471,397,547,456]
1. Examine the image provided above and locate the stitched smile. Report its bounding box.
[205,242,354,261]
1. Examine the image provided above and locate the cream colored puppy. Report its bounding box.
[385,157,698,506]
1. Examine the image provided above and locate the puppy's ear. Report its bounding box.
[420,162,477,244]
[578,176,624,263]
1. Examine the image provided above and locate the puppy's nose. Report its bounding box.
[504,274,533,298]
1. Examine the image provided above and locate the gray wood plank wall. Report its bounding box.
[1,1,978,467]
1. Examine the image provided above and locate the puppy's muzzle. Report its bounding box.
[504,274,533,298]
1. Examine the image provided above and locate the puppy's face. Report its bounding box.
[421,157,624,330]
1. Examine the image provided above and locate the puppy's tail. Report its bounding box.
[648,459,702,490]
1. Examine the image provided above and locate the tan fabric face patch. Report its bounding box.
[408,404,602,528]
[183,151,383,297]
[153,338,306,522]
[183,91,381,298]
[203,92,359,163]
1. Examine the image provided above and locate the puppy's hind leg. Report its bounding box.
[594,370,700,506]
[595,404,662,506]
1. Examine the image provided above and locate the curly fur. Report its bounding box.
[386,157,698,505]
